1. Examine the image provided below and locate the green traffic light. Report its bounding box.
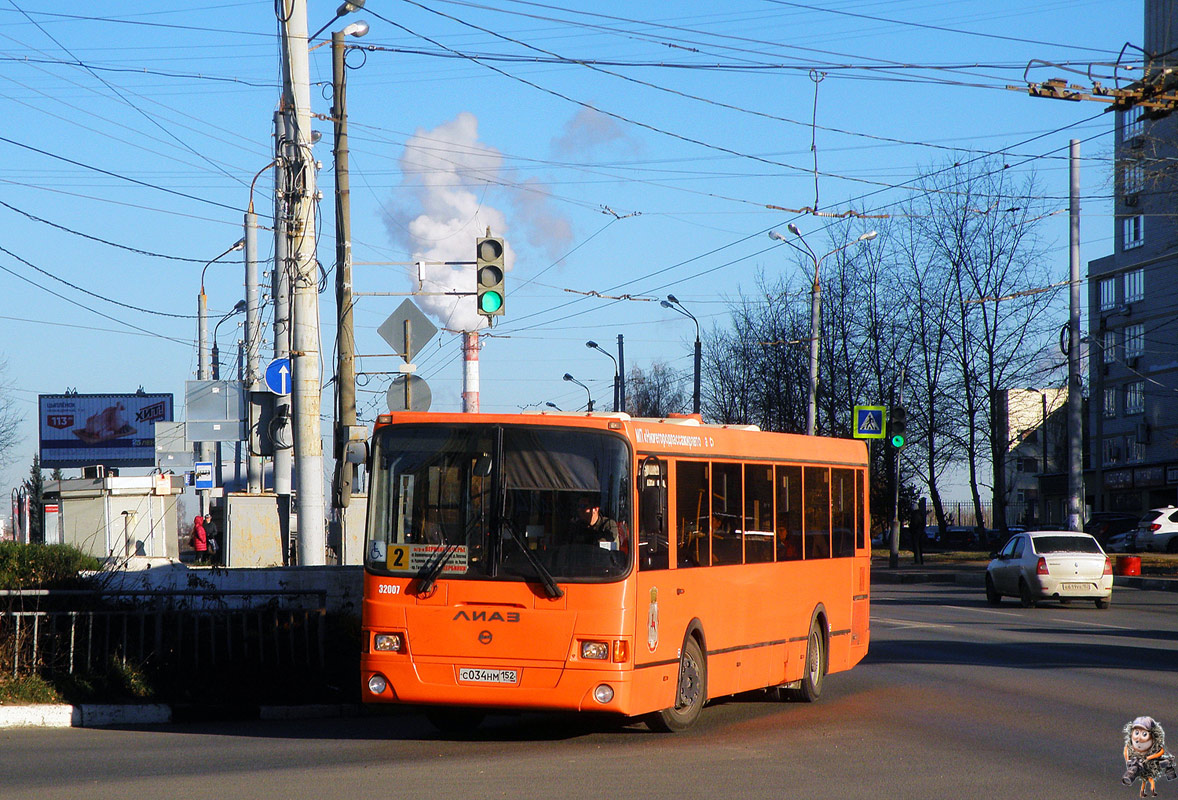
[891,434,905,448]
[480,291,503,313]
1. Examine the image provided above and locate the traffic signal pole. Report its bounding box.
[889,368,905,569]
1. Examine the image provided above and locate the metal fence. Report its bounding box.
[0,589,327,680]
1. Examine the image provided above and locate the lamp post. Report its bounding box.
[211,301,247,380]
[545,402,562,411]
[332,16,368,514]
[768,227,876,435]
[563,373,593,412]
[586,340,619,412]
[195,240,244,516]
[198,240,246,384]
[661,295,701,415]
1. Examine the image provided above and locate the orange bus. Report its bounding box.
[358,411,870,731]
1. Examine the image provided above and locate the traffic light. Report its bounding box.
[476,234,505,318]
[890,405,907,448]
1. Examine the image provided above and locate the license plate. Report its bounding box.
[1062,582,1089,591]
[458,668,518,684]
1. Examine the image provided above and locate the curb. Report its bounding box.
[0,703,360,730]
[0,704,172,729]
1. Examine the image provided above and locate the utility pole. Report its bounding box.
[333,27,357,508]
[279,0,326,565]
[272,109,293,556]
[617,334,626,414]
[1067,140,1084,531]
[196,289,211,516]
[244,206,263,494]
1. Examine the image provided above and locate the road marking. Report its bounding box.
[943,605,1023,617]
[872,616,951,629]
[1044,617,1132,630]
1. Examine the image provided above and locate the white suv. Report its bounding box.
[1134,506,1178,553]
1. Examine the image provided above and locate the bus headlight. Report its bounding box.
[593,684,614,704]
[368,674,388,695]
[374,633,405,652]
[581,641,609,660]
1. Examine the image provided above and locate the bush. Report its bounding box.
[0,542,102,590]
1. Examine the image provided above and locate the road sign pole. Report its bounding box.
[890,369,905,569]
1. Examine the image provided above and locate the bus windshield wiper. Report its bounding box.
[416,543,459,595]
[502,521,564,599]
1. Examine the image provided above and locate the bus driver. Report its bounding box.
[570,494,620,548]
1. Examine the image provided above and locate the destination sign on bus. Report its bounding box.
[633,428,716,450]
[386,544,469,573]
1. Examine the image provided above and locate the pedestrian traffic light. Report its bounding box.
[476,234,505,318]
[890,405,907,448]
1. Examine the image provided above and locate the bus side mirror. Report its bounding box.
[344,440,368,465]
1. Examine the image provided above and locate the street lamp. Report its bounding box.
[545,402,562,411]
[768,227,877,435]
[198,239,246,383]
[212,301,247,380]
[586,340,620,412]
[310,0,365,41]
[660,295,701,415]
[563,373,593,412]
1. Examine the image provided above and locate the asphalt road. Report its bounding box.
[2,582,1176,800]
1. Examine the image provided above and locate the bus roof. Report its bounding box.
[373,411,868,467]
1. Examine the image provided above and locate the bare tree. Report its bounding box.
[0,358,21,470]
[905,157,1058,533]
[626,361,689,418]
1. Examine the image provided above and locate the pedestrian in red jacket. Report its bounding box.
[191,514,208,563]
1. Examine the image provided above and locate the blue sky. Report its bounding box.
[0,0,1142,499]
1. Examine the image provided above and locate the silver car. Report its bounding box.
[985,531,1113,609]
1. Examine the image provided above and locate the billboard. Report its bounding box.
[39,393,173,469]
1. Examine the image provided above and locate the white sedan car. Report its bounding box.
[985,531,1113,609]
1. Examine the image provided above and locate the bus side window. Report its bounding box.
[676,461,709,568]
[804,466,831,559]
[638,456,669,571]
[776,465,802,561]
[744,464,774,563]
[831,468,855,558]
[856,469,866,550]
[710,462,742,566]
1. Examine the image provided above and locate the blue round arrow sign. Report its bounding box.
[265,357,292,396]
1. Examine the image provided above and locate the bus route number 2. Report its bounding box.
[387,545,410,569]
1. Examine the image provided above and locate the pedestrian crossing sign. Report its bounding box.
[853,406,886,439]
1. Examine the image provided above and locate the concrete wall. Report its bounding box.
[99,560,364,615]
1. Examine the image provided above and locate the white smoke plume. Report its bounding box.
[382,112,514,332]
[551,106,640,157]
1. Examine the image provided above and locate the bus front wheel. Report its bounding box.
[788,619,826,702]
[646,636,707,732]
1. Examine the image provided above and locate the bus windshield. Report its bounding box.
[365,424,632,582]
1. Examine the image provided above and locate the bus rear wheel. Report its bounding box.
[646,637,706,732]
[788,619,826,702]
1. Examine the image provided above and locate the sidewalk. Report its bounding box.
[0,702,364,730]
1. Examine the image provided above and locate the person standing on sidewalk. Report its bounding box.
[203,514,220,565]
[191,515,208,564]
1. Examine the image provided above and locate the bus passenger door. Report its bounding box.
[637,456,668,571]
[635,456,681,713]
